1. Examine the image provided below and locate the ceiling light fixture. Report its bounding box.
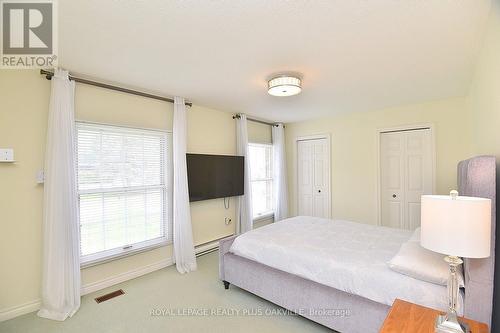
[267,75,302,97]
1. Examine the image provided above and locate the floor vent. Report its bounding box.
[94,289,125,303]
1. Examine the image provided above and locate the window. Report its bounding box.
[76,122,171,265]
[248,143,273,219]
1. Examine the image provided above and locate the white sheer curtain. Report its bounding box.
[272,124,289,221]
[173,97,197,274]
[236,114,253,234]
[38,69,81,321]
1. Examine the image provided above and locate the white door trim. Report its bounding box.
[375,124,436,226]
[295,134,332,218]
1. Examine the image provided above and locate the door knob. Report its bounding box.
[392,194,396,198]
[318,190,321,193]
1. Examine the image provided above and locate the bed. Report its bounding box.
[218,156,496,332]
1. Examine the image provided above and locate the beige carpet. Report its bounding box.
[0,252,332,333]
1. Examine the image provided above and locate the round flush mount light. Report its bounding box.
[267,75,302,97]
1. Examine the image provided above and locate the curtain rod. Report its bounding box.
[40,69,192,107]
[232,114,283,127]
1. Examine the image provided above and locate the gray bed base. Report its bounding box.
[219,236,389,333]
[219,156,496,332]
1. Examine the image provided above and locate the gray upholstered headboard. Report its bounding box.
[458,156,496,328]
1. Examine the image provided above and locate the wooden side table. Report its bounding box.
[379,299,489,333]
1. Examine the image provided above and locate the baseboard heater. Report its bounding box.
[195,235,234,257]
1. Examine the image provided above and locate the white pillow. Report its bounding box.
[387,229,465,287]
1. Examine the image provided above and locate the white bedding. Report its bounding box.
[229,216,463,314]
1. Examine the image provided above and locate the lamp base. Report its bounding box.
[435,312,470,333]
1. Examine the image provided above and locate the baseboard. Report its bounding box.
[80,257,174,295]
[0,257,174,322]
[0,299,41,322]
[1,238,228,322]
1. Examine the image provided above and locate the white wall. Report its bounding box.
[248,121,272,144]
[285,97,473,225]
[467,0,500,160]
[0,70,255,319]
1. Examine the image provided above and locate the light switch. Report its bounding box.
[0,148,14,162]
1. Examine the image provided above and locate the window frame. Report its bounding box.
[248,142,275,221]
[75,121,173,268]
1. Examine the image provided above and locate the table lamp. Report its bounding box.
[420,190,491,333]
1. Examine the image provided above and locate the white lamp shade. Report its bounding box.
[420,194,491,258]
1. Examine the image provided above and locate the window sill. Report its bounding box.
[80,239,172,269]
[253,212,274,223]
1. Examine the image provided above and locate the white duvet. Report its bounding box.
[229,216,463,314]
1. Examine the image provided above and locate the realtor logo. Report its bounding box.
[1,0,57,68]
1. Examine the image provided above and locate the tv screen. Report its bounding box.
[186,154,244,202]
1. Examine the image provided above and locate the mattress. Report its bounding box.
[229,216,463,314]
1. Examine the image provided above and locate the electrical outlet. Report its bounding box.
[36,170,45,184]
[224,217,232,225]
[0,148,14,162]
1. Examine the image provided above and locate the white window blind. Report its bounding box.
[76,122,171,264]
[248,143,274,219]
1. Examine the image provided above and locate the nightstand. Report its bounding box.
[379,299,489,333]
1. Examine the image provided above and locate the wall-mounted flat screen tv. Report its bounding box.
[186,153,244,202]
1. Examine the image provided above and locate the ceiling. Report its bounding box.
[58,1,491,123]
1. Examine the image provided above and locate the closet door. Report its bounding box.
[380,132,405,229]
[297,138,330,218]
[404,129,433,229]
[298,140,314,216]
[380,129,433,230]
